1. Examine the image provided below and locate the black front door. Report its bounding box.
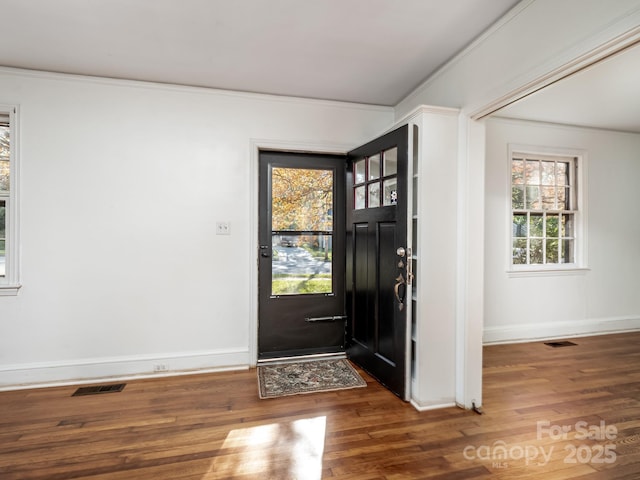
[258,151,346,360]
[346,125,409,399]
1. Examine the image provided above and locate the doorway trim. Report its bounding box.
[248,139,354,366]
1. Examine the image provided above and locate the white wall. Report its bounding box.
[0,68,393,388]
[484,117,640,343]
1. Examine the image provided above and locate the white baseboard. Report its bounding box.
[0,348,251,391]
[483,316,640,345]
[410,399,458,412]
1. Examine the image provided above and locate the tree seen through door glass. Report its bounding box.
[271,167,333,295]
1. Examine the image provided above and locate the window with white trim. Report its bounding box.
[0,106,20,294]
[511,151,580,268]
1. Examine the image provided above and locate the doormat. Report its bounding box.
[257,359,367,399]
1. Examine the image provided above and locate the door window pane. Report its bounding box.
[368,154,380,180]
[354,185,365,210]
[383,178,397,206]
[368,182,380,208]
[354,159,366,184]
[270,166,335,295]
[271,234,332,295]
[272,167,333,231]
[383,148,397,176]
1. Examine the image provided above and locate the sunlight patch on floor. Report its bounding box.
[204,416,326,479]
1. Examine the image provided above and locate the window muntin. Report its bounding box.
[511,153,577,267]
[353,147,398,209]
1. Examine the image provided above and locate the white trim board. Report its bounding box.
[483,316,640,345]
[0,348,250,391]
[410,400,458,412]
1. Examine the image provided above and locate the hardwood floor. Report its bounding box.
[1,332,639,479]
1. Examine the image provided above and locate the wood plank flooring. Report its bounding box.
[0,332,639,479]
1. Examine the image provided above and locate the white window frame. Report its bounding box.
[0,104,21,295]
[507,144,588,277]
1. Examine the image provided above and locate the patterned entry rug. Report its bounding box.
[257,358,367,399]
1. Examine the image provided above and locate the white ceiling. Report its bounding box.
[496,42,640,133]
[0,0,520,106]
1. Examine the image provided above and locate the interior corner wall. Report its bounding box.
[484,117,640,343]
[0,68,393,389]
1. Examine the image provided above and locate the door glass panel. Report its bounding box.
[383,178,397,205]
[383,148,397,176]
[271,234,332,295]
[270,166,334,296]
[354,185,365,209]
[272,167,333,231]
[368,154,380,180]
[354,159,366,184]
[368,182,380,208]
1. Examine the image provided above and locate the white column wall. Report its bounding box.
[0,68,393,388]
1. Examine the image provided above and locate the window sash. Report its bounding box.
[510,153,578,267]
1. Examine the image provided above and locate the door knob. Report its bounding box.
[396,247,406,257]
